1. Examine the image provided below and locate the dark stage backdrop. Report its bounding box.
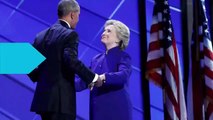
[0,0,189,120]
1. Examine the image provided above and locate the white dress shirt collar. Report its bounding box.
[59,19,71,28]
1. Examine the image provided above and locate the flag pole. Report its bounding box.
[138,0,151,119]
[192,0,204,119]
[194,0,200,61]
[181,0,193,103]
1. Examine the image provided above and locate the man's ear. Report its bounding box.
[70,12,74,19]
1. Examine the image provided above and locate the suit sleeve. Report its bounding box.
[63,31,95,85]
[75,75,87,92]
[104,53,132,87]
[27,29,49,82]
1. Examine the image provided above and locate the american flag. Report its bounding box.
[146,0,187,119]
[187,0,213,119]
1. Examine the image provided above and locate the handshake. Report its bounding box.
[89,74,105,90]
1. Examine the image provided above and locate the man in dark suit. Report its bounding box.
[28,0,103,120]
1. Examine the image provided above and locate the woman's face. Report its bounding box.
[101,25,120,48]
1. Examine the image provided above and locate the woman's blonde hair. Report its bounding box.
[104,19,130,50]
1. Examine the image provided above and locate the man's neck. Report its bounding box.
[59,19,71,28]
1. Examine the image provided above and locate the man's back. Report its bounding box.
[33,22,74,83]
[30,21,77,116]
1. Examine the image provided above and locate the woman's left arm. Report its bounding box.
[103,53,132,87]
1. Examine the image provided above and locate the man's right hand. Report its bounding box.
[89,74,105,90]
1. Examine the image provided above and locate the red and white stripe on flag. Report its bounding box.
[146,0,187,119]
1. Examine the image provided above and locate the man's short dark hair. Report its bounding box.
[57,0,80,18]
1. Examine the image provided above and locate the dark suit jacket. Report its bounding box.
[28,20,95,118]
